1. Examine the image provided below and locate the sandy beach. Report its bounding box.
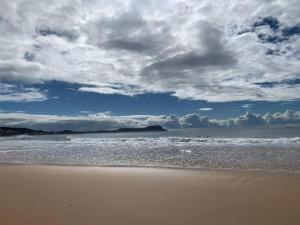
[0,165,299,225]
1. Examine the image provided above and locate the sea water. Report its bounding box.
[0,126,299,171]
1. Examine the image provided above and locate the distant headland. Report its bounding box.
[0,125,167,137]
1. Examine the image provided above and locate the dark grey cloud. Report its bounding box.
[85,9,172,55]
[104,39,154,52]
[143,50,236,72]
[0,0,299,102]
[36,27,80,42]
[0,60,43,83]
[141,22,236,88]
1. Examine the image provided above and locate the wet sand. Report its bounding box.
[0,165,299,225]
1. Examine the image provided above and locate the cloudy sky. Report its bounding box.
[0,0,300,130]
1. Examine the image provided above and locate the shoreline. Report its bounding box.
[0,161,299,174]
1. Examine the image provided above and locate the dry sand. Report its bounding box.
[0,165,299,225]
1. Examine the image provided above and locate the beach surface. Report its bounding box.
[0,165,299,225]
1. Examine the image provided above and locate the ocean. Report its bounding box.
[0,126,299,171]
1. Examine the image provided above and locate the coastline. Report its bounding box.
[0,165,299,225]
[1,161,300,174]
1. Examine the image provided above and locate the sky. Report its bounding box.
[0,0,300,130]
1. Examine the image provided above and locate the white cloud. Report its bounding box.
[79,111,92,114]
[180,114,211,128]
[0,110,300,131]
[0,0,299,102]
[0,83,47,102]
[78,83,144,96]
[199,108,213,111]
[241,104,254,108]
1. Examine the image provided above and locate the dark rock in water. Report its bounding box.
[56,130,77,134]
[0,125,167,137]
[115,126,167,133]
[0,127,47,136]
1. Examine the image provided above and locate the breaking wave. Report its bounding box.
[0,135,299,171]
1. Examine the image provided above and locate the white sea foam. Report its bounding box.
[0,134,299,171]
